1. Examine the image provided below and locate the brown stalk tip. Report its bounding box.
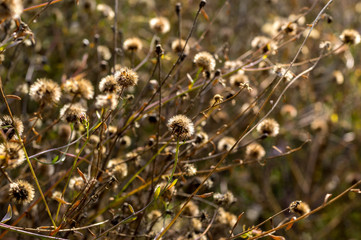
[199,0,206,9]
[175,3,181,15]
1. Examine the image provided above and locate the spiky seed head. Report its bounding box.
[62,78,94,100]
[95,94,118,110]
[114,67,139,88]
[340,29,361,45]
[245,143,265,161]
[167,115,194,140]
[217,136,236,151]
[123,37,143,52]
[256,118,279,137]
[289,200,310,216]
[29,78,61,105]
[0,142,25,169]
[60,103,87,123]
[99,74,120,93]
[149,16,170,34]
[193,51,216,72]
[0,115,24,140]
[9,180,35,204]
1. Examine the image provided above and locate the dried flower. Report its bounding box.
[167,115,194,140]
[281,104,297,118]
[0,0,23,21]
[272,66,294,81]
[216,207,237,227]
[123,37,143,52]
[62,78,94,100]
[69,176,85,192]
[9,180,35,204]
[95,94,118,110]
[210,94,223,106]
[29,78,61,105]
[119,135,131,147]
[149,16,170,34]
[213,191,235,206]
[251,36,277,54]
[97,45,112,60]
[107,158,128,179]
[257,118,279,137]
[0,142,25,169]
[230,71,249,87]
[96,3,114,20]
[289,200,310,216]
[60,103,87,123]
[183,163,197,176]
[194,131,208,145]
[171,39,190,56]
[99,74,120,93]
[217,136,236,151]
[193,51,216,72]
[0,115,24,140]
[183,201,200,217]
[340,29,361,45]
[245,143,266,161]
[114,67,139,87]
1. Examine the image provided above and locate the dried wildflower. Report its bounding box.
[272,66,294,81]
[119,135,131,147]
[311,118,328,133]
[257,118,279,137]
[9,180,34,204]
[97,45,112,60]
[183,201,200,216]
[0,142,25,169]
[29,78,61,105]
[230,71,249,87]
[0,0,23,21]
[191,218,202,231]
[88,135,100,146]
[95,94,118,110]
[193,51,216,72]
[62,78,94,100]
[210,94,223,106]
[171,39,190,55]
[213,191,235,206]
[114,67,139,87]
[123,37,143,52]
[69,176,85,192]
[96,3,114,20]
[194,131,208,145]
[251,36,277,54]
[167,115,194,140]
[217,136,236,151]
[245,143,266,161]
[289,200,310,216]
[58,124,72,140]
[149,16,170,34]
[183,163,197,176]
[147,210,162,221]
[224,59,243,70]
[281,104,298,118]
[60,103,87,123]
[340,29,361,45]
[216,207,237,227]
[107,158,128,179]
[99,74,120,93]
[0,115,24,140]
[16,83,29,95]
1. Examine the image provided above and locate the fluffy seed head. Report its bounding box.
[193,51,216,72]
[0,142,25,169]
[9,180,35,204]
[29,78,61,105]
[216,207,237,227]
[95,94,118,110]
[0,115,24,140]
[60,103,87,123]
[251,36,277,54]
[149,16,170,34]
[167,115,194,140]
[96,3,114,20]
[183,163,197,176]
[99,74,120,93]
[194,131,208,145]
[69,176,85,192]
[171,39,190,55]
[245,143,266,161]
[114,67,139,87]
[0,0,23,21]
[107,158,128,179]
[340,29,361,45]
[281,104,297,118]
[62,78,94,100]
[230,71,249,87]
[257,118,279,137]
[213,191,235,206]
[123,37,143,52]
[217,136,236,151]
[289,200,311,216]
